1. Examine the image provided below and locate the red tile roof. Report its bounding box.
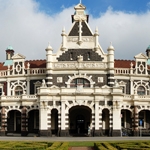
[25,60,46,68]
[0,59,148,70]
[114,59,135,68]
[0,62,8,70]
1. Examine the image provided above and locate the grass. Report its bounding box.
[69,141,94,147]
[0,141,150,149]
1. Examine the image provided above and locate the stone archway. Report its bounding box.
[51,109,58,136]
[121,109,132,136]
[102,109,109,136]
[7,110,21,133]
[28,110,39,134]
[69,105,91,136]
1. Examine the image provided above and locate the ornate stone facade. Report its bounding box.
[0,2,150,137]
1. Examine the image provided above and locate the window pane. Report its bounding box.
[137,86,145,95]
[15,86,23,95]
[70,78,90,87]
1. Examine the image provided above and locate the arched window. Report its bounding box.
[70,78,90,87]
[15,86,23,95]
[137,86,145,95]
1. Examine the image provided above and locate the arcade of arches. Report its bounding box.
[0,107,150,136]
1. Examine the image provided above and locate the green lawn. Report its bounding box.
[0,141,150,149]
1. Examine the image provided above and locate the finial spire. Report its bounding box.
[80,0,82,4]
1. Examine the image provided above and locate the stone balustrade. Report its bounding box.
[115,68,130,74]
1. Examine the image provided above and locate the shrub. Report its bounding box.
[46,142,62,150]
[56,142,69,150]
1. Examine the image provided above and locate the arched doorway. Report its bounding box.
[102,109,109,136]
[28,110,39,134]
[7,110,21,133]
[139,110,150,129]
[51,109,58,136]
[121,109,132,136]
[69,106,91,136]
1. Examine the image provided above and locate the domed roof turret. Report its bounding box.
[45,43,52,51]
[6,45,13,50]
[107,42,115,50]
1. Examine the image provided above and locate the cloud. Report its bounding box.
[147,2,150,8]
[0,0,150,62]
[89,8,150,59]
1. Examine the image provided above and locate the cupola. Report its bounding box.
[146,45,150,58]
[6,45,14,60]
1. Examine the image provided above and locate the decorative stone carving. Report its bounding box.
[76,85,83,93]
[67,37,93,42]
[57,77,63,83]
[98,77,103,83]
[77,55,83,62]
[42,79,47,87]
[114,79,119,87]
[53,62,106,69]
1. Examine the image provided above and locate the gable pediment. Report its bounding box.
[74,3,86,9]
[12,53,26,60]
[50,85,59,89]
[68,22,93,36]
[134,53,148,59]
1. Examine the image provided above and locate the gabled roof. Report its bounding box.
[74,3,86,10]
[68,21,93,36]
[12,53,26,59]
[134,53,148,59]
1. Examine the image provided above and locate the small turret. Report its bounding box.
[146,45,150,58]
[107,42,115,87]
[45,43,53,87]
[6,45,14,60]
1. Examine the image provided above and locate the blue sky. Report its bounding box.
[0,0,150,61]
[35,0,150,17]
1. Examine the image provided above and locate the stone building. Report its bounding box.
[0,2,150,137]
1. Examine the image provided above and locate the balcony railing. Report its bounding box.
[30,68,46,75]
[0,94,37,101]
[0,68,46,77]
[115,68,130,74]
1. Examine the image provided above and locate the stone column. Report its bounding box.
[112,101,121,136]
[26,79,30,95]
[109,109,113,136]
[39,102,48,136]
[99,110,103,136]
[58,112,61,136]
[65,111,69,136]
[60,100,68,136]
[21,107,27,136]
[94,101,100,136]
[132,106,139,136]
[0,107,6,136]
[47,112,51,136]
[91,111,95,137]
[130,79,134,95]
[7,80,10,96]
